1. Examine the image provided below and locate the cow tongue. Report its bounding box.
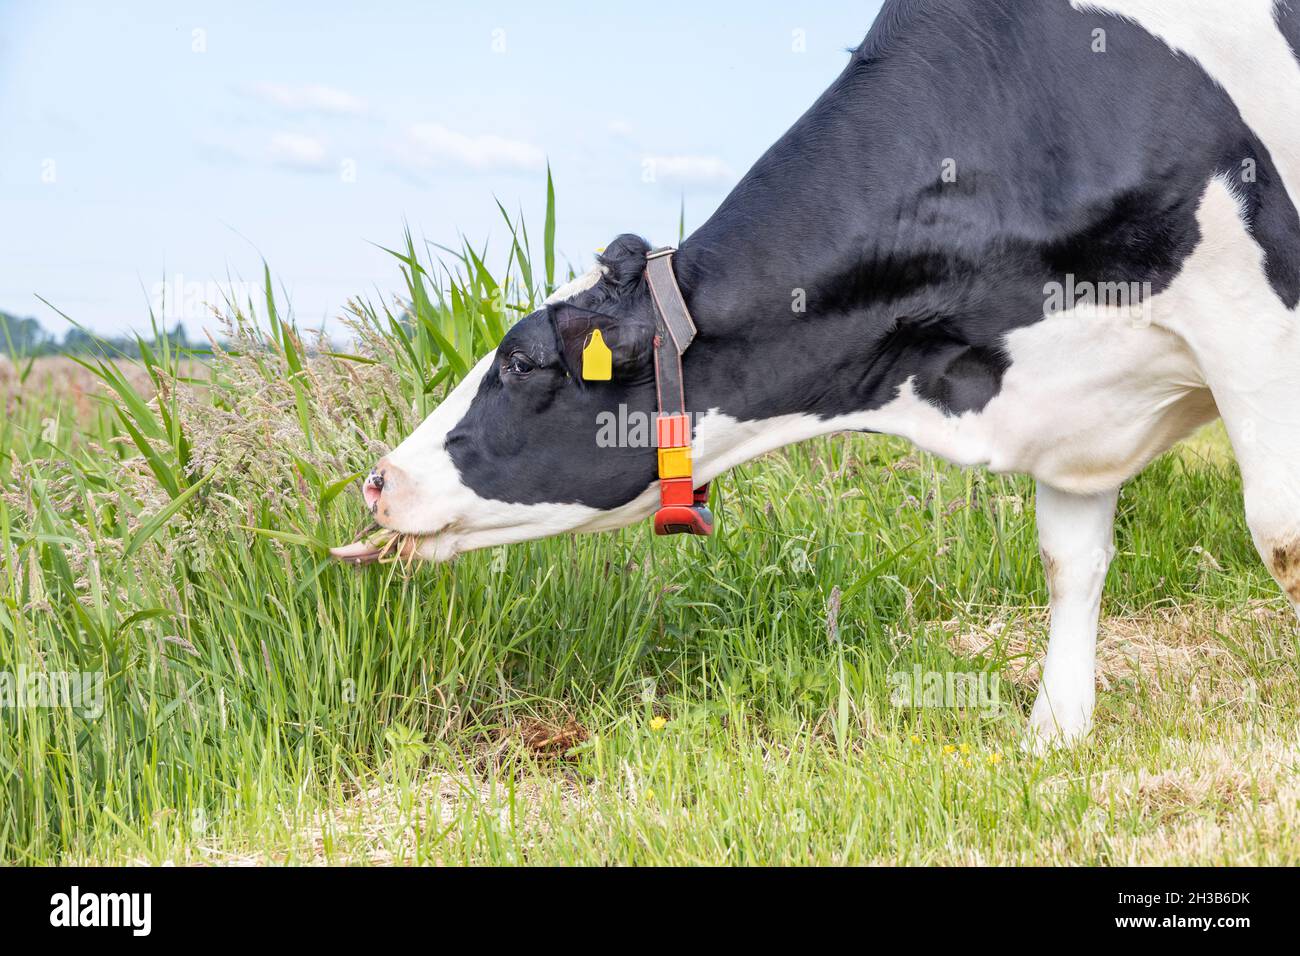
[329,539,387,565]
[330,525,398,565]
[330,528,423,565]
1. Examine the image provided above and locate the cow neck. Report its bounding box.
[657,43,902,414]
[668,134,881,422]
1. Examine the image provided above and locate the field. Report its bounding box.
[2,206,1298,866]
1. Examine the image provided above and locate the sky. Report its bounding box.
[0,0,883,338]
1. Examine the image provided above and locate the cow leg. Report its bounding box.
[1183,311,1300,617]
[1219,417,1300,621]
[1152,178,1300,619]
[1026,482,1119,751]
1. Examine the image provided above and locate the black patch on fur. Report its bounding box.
[1279,0,1300,66]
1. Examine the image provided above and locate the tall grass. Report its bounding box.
[1,171,1296,865]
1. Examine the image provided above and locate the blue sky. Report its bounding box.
[0,0,883,337]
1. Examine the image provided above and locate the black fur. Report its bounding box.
[446,0,1300,510]
[1280,0,1300,64]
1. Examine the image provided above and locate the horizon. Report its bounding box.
[0,0,883,339]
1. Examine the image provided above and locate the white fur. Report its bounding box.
[1026,483,1117,750]
[544,265,606,305]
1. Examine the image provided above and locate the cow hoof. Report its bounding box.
[1023,695,1093,754]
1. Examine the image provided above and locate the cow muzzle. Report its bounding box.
[359,457,452,534]
[329,457,457,565]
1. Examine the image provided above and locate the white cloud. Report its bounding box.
[643,154,735,185]
[250,83,368,116]
[268,132,330,171]
[400,123,545,173]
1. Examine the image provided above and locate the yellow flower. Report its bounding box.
[942,744,956,756]
[644,788,656,802]
[959,742,971,755]
[962,757,972,768]
[910,734,921,745]
[649,715,668,731]
[987,751,1003,765]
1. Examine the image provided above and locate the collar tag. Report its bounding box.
[645,247,714,537]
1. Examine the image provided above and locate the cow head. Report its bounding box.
[333,234,670,564]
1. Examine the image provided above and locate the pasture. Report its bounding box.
[2,201,1297,866]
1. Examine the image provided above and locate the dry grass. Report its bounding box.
[1,356,159,420]
[101,771,590,866]
[941,602,1289,691]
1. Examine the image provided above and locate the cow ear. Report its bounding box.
[549,303,654,381]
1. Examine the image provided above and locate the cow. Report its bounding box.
[332,0,1300,750]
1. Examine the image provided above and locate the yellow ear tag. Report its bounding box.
[582,328,613,381]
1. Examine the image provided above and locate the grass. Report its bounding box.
[2,178,1298,865]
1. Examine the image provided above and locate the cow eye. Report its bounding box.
[504,352,535,376]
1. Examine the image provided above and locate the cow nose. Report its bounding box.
[363,468,385,511]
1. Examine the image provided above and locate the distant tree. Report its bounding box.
[60,327,97,353]
[1,309,208,358]
[0,311,55,355]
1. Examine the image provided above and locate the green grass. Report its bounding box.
[2,179,1298,865]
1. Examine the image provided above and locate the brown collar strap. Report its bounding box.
[644,247,713,536]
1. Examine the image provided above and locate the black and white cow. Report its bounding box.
[335,0,1300,749]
